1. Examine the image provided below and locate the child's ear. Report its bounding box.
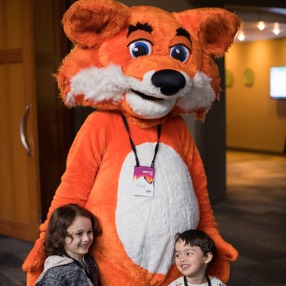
[205,252,213,264]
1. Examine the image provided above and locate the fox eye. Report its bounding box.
[170,45,190,62]
[129,40,152,58]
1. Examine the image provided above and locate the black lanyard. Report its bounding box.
[121,114,161,168]
[183,274,211,286]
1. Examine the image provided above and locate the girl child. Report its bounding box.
[35,204,101,286]
[169,229,226,286]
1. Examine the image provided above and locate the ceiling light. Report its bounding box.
[257,21,266,31]
[237,31,245,41]
[273,22,280,35]
[236,22,245,41]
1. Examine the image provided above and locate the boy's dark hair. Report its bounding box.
[44,204,101,257]
[174,229,217,266]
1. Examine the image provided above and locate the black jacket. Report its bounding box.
[35,254,100,286]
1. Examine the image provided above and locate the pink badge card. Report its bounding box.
[133,166,155,197]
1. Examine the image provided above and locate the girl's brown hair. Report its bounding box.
[44,204,101,257]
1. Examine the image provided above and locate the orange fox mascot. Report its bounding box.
[23,1,240,285]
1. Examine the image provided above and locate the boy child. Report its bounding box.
[169,229,226,286]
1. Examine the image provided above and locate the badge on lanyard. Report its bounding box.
[133,166,155,197]
[121,114,161,198]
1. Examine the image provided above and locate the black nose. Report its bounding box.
[151,69,186,96]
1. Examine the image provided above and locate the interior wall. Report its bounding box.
[225,38,286,153]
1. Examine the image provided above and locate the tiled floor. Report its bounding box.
[0,235,33,285]
[0,150,285,286]
[213,150,286,286]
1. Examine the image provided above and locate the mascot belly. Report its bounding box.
[116,143,199,273]
[23,0,241,285]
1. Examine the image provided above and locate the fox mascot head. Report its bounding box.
[23,1,240,285]
[57,0,239,127]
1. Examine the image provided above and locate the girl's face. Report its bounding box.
[175,239,211,283]
[65,215,93,260]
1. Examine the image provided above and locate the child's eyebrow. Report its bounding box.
[69,228,90,233]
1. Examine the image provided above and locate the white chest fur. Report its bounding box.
[116,142,200,274]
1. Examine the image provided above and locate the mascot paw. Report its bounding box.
[22,235,46,273]
[216,235,238,262]
[208,235,238,282]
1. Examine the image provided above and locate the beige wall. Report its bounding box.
[225,38,286,153]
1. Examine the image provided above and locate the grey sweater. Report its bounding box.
[35,254,100,286]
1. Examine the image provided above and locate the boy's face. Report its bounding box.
[174,239,211,281]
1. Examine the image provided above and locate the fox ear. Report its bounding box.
[174,8,240,57]
[63,0,130,48]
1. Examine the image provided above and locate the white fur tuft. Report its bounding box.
[65,64,128,105]
[176,72,216,112]
[125,71,191,119]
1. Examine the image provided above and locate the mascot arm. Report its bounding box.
[22,112,103,285]
[187,138,238,283]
